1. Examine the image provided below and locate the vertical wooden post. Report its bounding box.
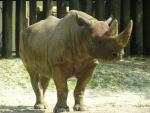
[135,0,143,55]
[15,0,26,57]
[105,0,111,18]
[43,0,52,18]
[79,0,86,11]
[131,0,143,55]
[95,0,105,20]
[130,0,136,55]
[109,0,121,30]
[2,0,12,58]
[69,0,79,10]
[143,0,150,55]
[29,0,37,25]
[85,0,92,15]
[121,0,131,56]
[57,0,67,18]
[80,0,92,15]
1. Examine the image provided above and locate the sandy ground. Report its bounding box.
[0,89,150,113]
[0,58,150,113]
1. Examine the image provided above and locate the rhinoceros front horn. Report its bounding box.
[117,20,133,47]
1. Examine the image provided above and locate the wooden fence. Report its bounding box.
[0,0,148,58]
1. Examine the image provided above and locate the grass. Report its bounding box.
[89,57,150,91]
[0,57,150,92]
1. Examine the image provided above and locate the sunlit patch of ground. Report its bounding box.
[0,89,150,113]
[0,57,150,113]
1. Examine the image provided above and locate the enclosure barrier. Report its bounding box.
[0,0,148,58]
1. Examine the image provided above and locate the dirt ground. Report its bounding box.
[0,57,150,113]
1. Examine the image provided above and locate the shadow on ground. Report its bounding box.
[0,106,47,113]
[0,105,150,113]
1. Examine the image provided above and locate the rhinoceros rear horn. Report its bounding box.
[117,20,133,47]
[106,19,118,36]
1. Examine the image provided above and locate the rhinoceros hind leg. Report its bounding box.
[27,69,48,109]
[39,76,50,97]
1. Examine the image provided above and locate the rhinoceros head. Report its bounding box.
[76,15,133,61]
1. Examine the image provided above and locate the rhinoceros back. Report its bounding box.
[20,16,60,74]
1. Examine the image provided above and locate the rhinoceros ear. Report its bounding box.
[117,20,133,47]
[76,13,91,28]
[105,17,113,25]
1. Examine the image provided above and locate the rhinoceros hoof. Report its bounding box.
[34,103,47,109]
[53,106,69,113]
[73,104,87,111]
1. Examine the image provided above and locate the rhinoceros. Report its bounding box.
[20,10,133,113]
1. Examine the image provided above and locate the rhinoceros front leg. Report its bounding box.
[28,69,50,109]
[53,68,69,113]
[73,63,96,111]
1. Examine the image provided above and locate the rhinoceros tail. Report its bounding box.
[19,31,25,57]
[19,28,32,59]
